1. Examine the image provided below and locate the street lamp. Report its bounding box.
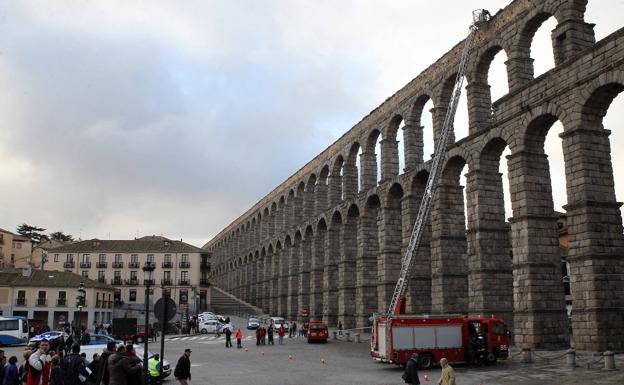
[76,282,86,342]
[142,262,155,385]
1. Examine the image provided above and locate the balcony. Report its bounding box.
[200,261,210,270]
[112,261,124,268]
[126,279,139,286]
[144,261,155,268]
[161,278,173,286]
[98,277,106,283]
[64,261,75,268]
[199,278,210,286]
[15,298,26,306]
[36,298,47,307]
[96,261,108,268]
[111,278,123,285]
[57,298,67,307]
[162,261,173,268]
[144,279,155,287]
[128,261,140,268]
[80,261,91,268]
[178,279,190,286]
[179,261,190,268]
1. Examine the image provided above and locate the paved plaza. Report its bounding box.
[7,315,623,385]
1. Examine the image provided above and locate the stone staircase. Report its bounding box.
[209,286,263,317]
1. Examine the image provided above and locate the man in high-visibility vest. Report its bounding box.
[149,354,162,385]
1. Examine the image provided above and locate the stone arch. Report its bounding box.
[329,155,344,206]
[344,142,361,199]
[316,164,330,215]
[304,174,317,219]
[361,129,381,190]
[380,114,404,180]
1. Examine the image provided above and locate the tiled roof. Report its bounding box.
[0,269,113,290]
[50,237,204,254]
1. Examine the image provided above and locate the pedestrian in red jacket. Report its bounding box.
[278,326,285,345]
[235,328,243,348]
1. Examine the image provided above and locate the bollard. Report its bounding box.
[603,351,616,370]
[332,331,337,340]
[345,331,351,342]
[566,349,576,368]
[355,333,361,343]
[521,344,532,363]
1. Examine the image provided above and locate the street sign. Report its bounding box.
[154,297,176,323]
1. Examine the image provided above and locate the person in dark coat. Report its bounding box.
[86,354,100,385]
[61,344,90,385]
[173,349,191,385]
[107,346,141,385]
[48,356,62,385]
[224,328,232,348]
[402,353,420,385]
[96,342,116,385]
[123,345,142,385]
[2,356,19,385]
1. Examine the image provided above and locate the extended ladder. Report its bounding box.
[385,10,490,318]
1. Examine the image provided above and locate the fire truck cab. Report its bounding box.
[371,314,509,368]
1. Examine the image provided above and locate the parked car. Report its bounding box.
[247,318,260,330]
[269,317,288,332]
[307,320,328,343]
[199,319,221,334]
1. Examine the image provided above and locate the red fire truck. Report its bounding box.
[371,314,509,368]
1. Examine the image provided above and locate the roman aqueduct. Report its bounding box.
[204,0,624,351]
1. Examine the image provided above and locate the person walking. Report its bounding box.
[278,326,285,345]
[28,339,51,385]
[61,344,90,385]
[437,358,456,385]
[224,327,232,348]
[235,328,243,349]
[267,325,274,345]
[95,341,116,385]
[107,345,141,385]
[173,349,191,385]
[255,327,261,346]
[2,356,19,385]
[148,354,161,385]
[86,354,100,385]
[292,322,297,338]
[260,325,266,345]
[401,353,420,385]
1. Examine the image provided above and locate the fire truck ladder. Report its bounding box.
[385,9,490,318]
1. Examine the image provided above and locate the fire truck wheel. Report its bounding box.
[417,353,434,370]
[487,352,497,364]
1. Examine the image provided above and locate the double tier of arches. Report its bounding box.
[207,0,623,351]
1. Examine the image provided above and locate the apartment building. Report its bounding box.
[0,229,33,268]
[0,266,114,329]
[45,236,212,317]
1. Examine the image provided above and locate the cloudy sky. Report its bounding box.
[1,0,622,248]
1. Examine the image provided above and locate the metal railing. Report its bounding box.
[64,261,75,268]
[96,261,108,268]
[80,261,91,268]
[112,261,124,268]
[179,261,191,268]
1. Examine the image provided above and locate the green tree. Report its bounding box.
[16,223,49,244]
[49,231,74,242]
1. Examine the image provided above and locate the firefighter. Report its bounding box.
[149,354,161,385]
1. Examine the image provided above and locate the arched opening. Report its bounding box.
[524,14,558,78]
[456,76,469,141]
[379,183,405,312]
[470,45,510,131]
[330,156,344,206]
[311,219,327,319]
[603,91,624,222]
[466,138,513,328]
[489,49,510,102]
[339,204,359,328]
[439,73,469,145]
[410,95,435,162]
[382,114,404,180]
[324,211,342,325]
[344,143,360,200]
[507,113,568,347]
[317,165,330,215]
[431,156,468,314]
[304,174,316,219]
[398,119,406,173]
[405,171,431,314]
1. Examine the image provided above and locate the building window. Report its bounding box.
[114,271,121,278]
[54,254,59,262]
[179,289,188,304]
[130,271,137,280]
[131,254,138,263]
[129,291,136,302]
[99,254,106,263]
[181,271,189,281]
[82,254,90,263]
[98,271,105,280]
[181,254,189,263]
[164,254,171,263]
[147,254,154,263]
[67,254,74,262]
[82,271,89,278]
[17,290,25,299]
[115,254,122,263]
[37,291,46,306]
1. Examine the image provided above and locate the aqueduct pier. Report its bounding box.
[204,0,624,351]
